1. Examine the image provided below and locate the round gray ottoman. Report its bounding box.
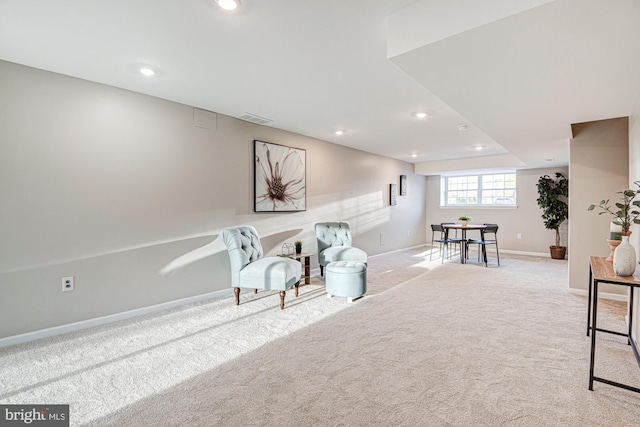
[325,261,367,303]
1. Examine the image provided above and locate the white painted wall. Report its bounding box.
[0,60,427,338]
[425,167,568,255]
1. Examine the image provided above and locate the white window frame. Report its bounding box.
[440,173,517,207]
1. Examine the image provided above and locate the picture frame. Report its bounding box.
[390,183,398,206]
[254,140,306,212]
[400,175,407,196]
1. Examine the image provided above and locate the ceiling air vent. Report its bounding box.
[237,112,273,125]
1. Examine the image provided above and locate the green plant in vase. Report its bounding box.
[588,181,640,276]
[294,240,302,254]
[587,182,640,235]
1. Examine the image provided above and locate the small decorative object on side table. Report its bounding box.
[294,240,302,254]
[614,233,636,276]
[281,243,295,256]
[605,239,621,262]
[609,221,623,241]
[606,222,622,262]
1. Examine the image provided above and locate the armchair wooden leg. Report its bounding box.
[295,282,299,297]
[320,265,324,277]
[234,287,240,305]
[254,289,258,294]
[279,291,286,310]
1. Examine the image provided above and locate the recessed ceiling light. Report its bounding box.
[139,67,156,77]
[474,145,483,151]
[412,112,428,119]
[457,124,468,131]
[132,64,163,77]
[411,153,418,158]
[215,0,240,10]
[335,130,346,136]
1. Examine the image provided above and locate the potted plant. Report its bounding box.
[588,182,640,275]
[294,240,302,254]
[536,173,569,259]
[587,182,640,234]
[457,215,472,226]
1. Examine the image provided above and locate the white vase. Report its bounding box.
[613,235,636,276]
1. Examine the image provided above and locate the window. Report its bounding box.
[441,173,516,207]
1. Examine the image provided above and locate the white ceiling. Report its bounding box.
[1,0,639,174]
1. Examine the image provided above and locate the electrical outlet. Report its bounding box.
[62,276,75,292]
[517,233,522,240]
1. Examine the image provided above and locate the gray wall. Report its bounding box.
[568,117,629,297]
[0,60,427,338]
[425,167,569,255]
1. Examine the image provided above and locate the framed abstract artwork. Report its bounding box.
[254,140,306,212]
[390,183,398,206]
[400,175,407,196]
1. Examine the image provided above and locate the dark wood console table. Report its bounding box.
[587,256,640,393]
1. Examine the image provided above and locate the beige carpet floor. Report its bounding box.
[1,247,640,426]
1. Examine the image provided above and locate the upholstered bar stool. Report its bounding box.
[325,261,367,303]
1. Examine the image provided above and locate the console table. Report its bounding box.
[587,256,640,393]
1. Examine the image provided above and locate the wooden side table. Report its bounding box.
[587,256,640,393]
[278,253,313,284]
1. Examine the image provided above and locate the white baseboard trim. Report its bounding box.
[369,244,427,258]
[0,288,233,348]
[500,249,551,258]
[568,288,628,302]
[425,243,550,258]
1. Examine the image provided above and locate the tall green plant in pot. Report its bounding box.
[536,173,569,259]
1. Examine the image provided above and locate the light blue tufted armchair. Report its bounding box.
[221,225,302,309]
[315,221,368,277]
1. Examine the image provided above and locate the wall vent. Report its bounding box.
[237,112,273,125]
[193,108,217,130]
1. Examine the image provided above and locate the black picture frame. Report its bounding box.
[400,175,407,196]
[254,140,306,212]
[390,183,398,206]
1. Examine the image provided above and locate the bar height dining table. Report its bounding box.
[442,224,486,264]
